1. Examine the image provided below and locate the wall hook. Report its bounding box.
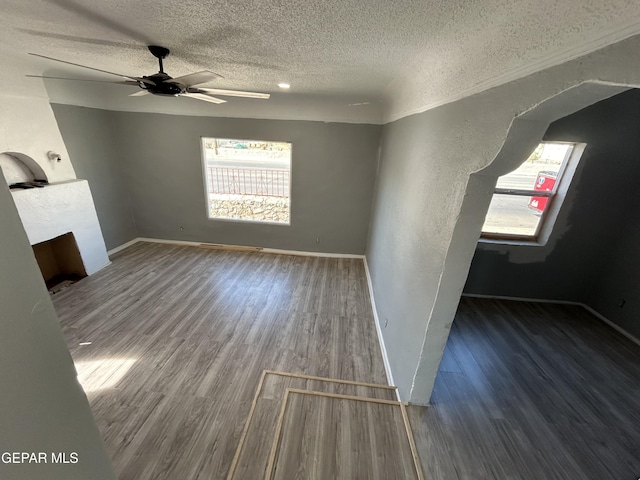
[47,151,62,162]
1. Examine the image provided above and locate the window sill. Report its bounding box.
[208,216,291,226]
[478,237,544,247]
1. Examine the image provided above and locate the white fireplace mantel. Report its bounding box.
[11,179,110,275]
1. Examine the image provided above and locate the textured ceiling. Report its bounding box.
[2,0,640,121]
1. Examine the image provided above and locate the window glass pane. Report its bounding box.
[482,194,545,237]
[496,143,573,190]
[202,138,292,224]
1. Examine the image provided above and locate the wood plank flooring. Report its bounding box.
[52,242,388,480]
[230,372,399,479]
[409,297,640,480]
[53,243,640,479]
[272,392,418,480]
[228,372,399,479]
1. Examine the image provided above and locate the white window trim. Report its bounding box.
[480,142,586,246]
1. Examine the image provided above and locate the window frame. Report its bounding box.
[480,142,585,244]
[200,136,293,226]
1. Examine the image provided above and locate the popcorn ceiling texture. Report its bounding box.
[1,0,640,122]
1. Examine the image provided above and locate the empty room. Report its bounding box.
[1,1,639,479]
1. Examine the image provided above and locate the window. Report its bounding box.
[201,137,292,224]
[481,142,582,242]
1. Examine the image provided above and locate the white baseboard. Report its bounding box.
[107,238,141,256]
[87,261,111,275]
[262,247,363,259]
[462,293,640,347]
[106,237,364,258]
[363,257,400,401]
[136,237,364,258]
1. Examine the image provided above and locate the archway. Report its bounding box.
[0,151,48,186]
[409,81,634,404]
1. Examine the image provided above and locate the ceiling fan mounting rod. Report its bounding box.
[148,45,170,73]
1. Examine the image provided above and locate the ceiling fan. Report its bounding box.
[27,45,270,104]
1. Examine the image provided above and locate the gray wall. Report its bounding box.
[464,89,640,338]
[365,95,511,400]
[0,171,115,479]
[107,111,380,254]
[366,34,640,404]
[52,104,137,251]
[590,197,640,338]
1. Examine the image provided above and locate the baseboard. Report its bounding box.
[462,293,640,347]
[107,238,141,256]
[137,237,364,258]
[86,261,111,275]
[363,256,400,401]
[462,293,581,306]
[262,247,363,259]
[580,304,640,347]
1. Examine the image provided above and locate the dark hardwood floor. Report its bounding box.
[409,297,640,480]
[52,243,640,479]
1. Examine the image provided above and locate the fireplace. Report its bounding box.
[2,151,110,284]
[32,232,88,292]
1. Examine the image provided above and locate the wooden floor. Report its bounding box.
[409,297,640,480]
[53,242,388,480]
[228,372,402,480]
[53,243,640,479]
[272,391,418,480]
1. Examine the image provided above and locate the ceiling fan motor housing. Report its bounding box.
[141,72,183,96]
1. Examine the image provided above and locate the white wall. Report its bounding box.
[12,180,110,274]
[0,91,110,272]
[0,167,115,479]
[0,94,76,182]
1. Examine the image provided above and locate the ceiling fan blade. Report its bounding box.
[28,53,155,86]
[129,90,150,96]
[166,70,222,87]
[182,93,227,104]
[26,74,138,86]
[196,88,270,99]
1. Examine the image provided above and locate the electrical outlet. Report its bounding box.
[384,318,388,328]
[315,237,320,244]
[617,299,626,308]
[179,226,184,232]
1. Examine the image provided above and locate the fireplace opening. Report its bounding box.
[32,232,87,293]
